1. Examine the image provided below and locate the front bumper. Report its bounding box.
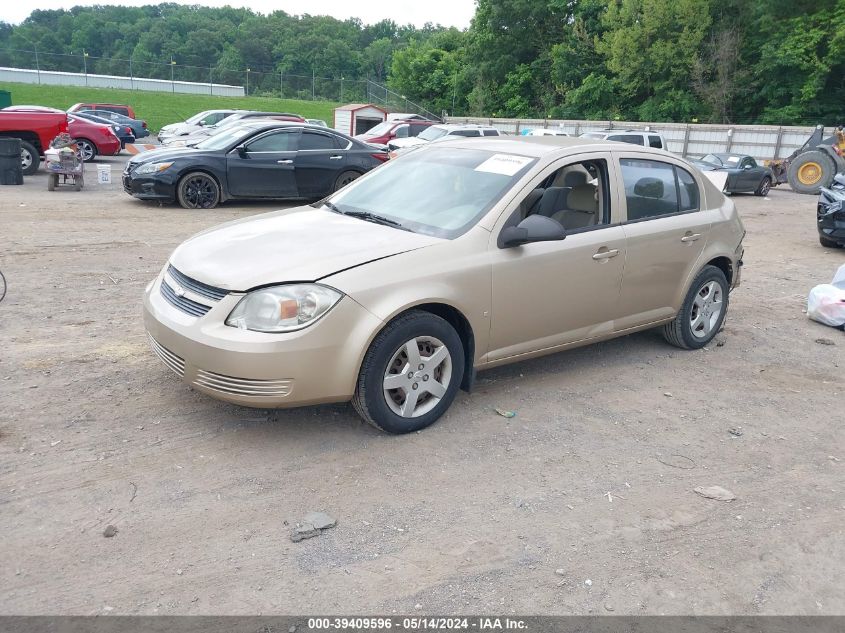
[818,207,845,246]
[142,271,383,408]
[123,170,177,202]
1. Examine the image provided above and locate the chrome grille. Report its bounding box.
[160,279,211,317]
[147,334,185,377]
[194,369,293,398]
[167,265,229,302]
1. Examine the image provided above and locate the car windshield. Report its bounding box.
[701,154,724,166]
[359,121,395,136]
[192,126,256,150]
[325,147,536,239]
[580,132,606,139]
[418,127,448,141]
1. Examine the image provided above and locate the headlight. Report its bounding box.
[134,161,174,175]
[225,284,343,333]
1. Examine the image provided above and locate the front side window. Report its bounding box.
[245,130,298,152]
[394,124,409,138]
[649,135,663,148]
[327,147,536,239]
[621,158,701,221]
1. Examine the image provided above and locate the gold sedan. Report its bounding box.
[143,137,745,433]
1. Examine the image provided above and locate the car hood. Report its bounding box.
[169,207,443,291]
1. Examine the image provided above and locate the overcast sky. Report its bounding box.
[2,0,477,28]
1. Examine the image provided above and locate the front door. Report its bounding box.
[488,154,627,361]
[226,128,299,198]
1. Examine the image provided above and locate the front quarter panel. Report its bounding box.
[322,227,493,366]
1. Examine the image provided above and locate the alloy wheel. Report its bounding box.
[690,281,723,339]
[182,175,217,208]
[382,336,452,418]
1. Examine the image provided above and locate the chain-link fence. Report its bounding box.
[0,47,440,119]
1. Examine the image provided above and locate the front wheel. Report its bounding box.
[352,311,465,434]
[76,139,97,162]
[662,265,729,350]
[177,172,220,209]
[755,176,771,197]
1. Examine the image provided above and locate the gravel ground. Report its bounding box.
[0,154,843,615]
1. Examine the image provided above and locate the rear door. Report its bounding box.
[614,153,714,329]
[294,130,348,197]
[226,128,300,198]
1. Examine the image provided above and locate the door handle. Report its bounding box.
[277,159,293,164]
[681,233,701,243]
[592,249,620,260]
[329,155,343,160]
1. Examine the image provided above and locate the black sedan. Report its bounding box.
[691,153,775,196]
[123,122,388,209]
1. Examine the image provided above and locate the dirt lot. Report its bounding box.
[1,154,843,616]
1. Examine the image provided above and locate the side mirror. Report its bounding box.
[198,120,207,126]
[634,177,664,199]
[236,145,247,157]
[744,164,752,170]
[500,214,566,248]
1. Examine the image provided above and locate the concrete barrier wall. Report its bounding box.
[445,116,820,163]
[0,66,245,97]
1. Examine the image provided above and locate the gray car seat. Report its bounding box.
[549,184,599,229]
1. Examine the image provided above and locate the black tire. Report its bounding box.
[333,170,360,192]
[177,172,221,209]
[819,235,843,249]
[47,173,57,191]
[662,265,729,350]
[754,176,771,197]
[786,151,835,194]
[352,310,465,434]
[76,139,98,163]
[20,140,39,175]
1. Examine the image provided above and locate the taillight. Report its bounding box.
[126,126,132,134]
[371,152,389,163]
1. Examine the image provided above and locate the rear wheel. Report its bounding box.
[786,151,835,194]
[20,140,39,175]
[352,311,465,434]
[819,235,843,249]
[76,139,97,163]
[177,172,220,209]
[662,265,729,350]
[333,170,360,192]
[755,176,771,197]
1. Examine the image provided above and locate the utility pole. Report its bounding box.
[170,56,176,93]
[246,68,250,95]
[280,70,283,99]
[452,70,458,115]
[33,44,40,84]
[312,68,315,100]
[340,76,344,103]
[129,56,133,89]
[83,49,88,85]
[209,67,213,95]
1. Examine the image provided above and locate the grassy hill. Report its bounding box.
[0,82,339,132]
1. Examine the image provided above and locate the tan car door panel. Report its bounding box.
[488,226,627,361]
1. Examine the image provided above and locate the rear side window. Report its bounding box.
[483,129,500,136]
[452,130,480,137]
[99,106,129,116]
[409,123,429,136]
[246,130,298,152]
[649,135,663,148]
[608,134,645,145]
[300,131,338,150]
[621,159,701,220]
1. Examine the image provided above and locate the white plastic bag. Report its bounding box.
[807,263,845,327]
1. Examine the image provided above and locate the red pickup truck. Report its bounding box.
[0,111,68,174]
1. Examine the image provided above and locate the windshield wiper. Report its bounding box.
[320,200,344,214]
[342,210,409,231]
